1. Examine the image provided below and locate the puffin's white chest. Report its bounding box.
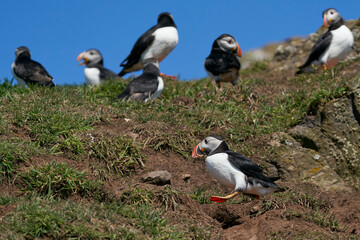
[206,153,247,190]
[321,25,354,63]
[152,76,164,99]
[11,62,26,86]
[84,67,101,85]
[142,26,179,62]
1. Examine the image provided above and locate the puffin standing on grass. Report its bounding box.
[118,12,178,77]
[192,136,282,202]
[296,8,354,75]
[205,34,242,90]
[118,58,163,101]
[77,49,119,85]
[11,46,55,86]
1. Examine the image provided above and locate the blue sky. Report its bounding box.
[1,1,359,85]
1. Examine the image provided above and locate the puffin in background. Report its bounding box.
[296,8,354,75]
[118,58,163,101]
[11,46,55,87]
[118,12,178,77]
[77,49,119,85]
[192,136,282,202]
[205,34,242,90]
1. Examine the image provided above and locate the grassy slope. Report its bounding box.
[0,58,359,239]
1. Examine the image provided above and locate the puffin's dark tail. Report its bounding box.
[118,70,126,77]
[269,176,281,182]
[295,68,304,75]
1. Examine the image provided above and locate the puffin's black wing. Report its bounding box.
[14,60,54,86]
[226,151,275,184]
[205,52,240,76]
[119,25,158,73]
[98,65,119,80]
[296,31,333,74]
[118,74,158,100]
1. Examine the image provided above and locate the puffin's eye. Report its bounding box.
[90,51,94,55]
[330,11,334,15]
[204,139,208,144]
[227,39,232,44]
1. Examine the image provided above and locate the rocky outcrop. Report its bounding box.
[243,18,360,71]
[271,78,360,192]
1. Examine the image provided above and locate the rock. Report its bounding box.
[182,174,191,181]
[271,132,352,192]
[142,170,172,186]
[274,45,297,61]
[270,82,360,192]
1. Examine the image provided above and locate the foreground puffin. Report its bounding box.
[205,34,242,89]
[192,136,282,202]
[11,46,54,86]
[77,49,119,85]
[118,12,178,77]
[296,8,354,75]
[118,58,163,101]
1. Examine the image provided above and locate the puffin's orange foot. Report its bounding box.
[210,192,239,203]
[322,64,328,70]
[210,196,228,203]
[160,73,176,79]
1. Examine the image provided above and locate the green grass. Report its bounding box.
[20,161,97,199]
[0,138,45,183]
[89,135,145,176]
[0,194,186,239]
[284,210,345,232]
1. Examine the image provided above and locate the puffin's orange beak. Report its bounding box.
[323,15,330,28]
[76,52,87,65]
[236,43,242,57]
[191,144,204,158]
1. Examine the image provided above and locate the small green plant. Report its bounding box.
[20,161,92,199]
[3,199,64,238]
[89,135,145,176]
[0,138,44,182]
[190,187,213,204]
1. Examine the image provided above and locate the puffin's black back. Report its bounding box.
[118,12,176,76]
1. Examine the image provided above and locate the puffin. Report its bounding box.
[11,46,55,86]
[77,49,119,85]
[118,12,178,77]
[192,135,282,202]
[118,58,163,101]
[204,34,242,90]
[296,8,354,75]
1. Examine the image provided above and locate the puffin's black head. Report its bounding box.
[192,135,228,158]
[15,46,31,58]
[142,58,160,76]
[322,8,342,27]
[76,48,103,66]
[211,34,242,57]
[157,12,176,27]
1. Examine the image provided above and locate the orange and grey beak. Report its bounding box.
[236,43,242,57]
[191,144,205,158]
[323,15,330,28]
[76,52,88,65]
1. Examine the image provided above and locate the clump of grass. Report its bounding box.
[89,135,145,176]
[1,198,136,239]
[261,190,331,213]
[20,161,93,199]
[241,61,269,76]
[285,210,345,232]
[190,187,213,204]
[0,195,18,206]
[6,200,64,238]
[132,122,196,158]
[0,138,44,182]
